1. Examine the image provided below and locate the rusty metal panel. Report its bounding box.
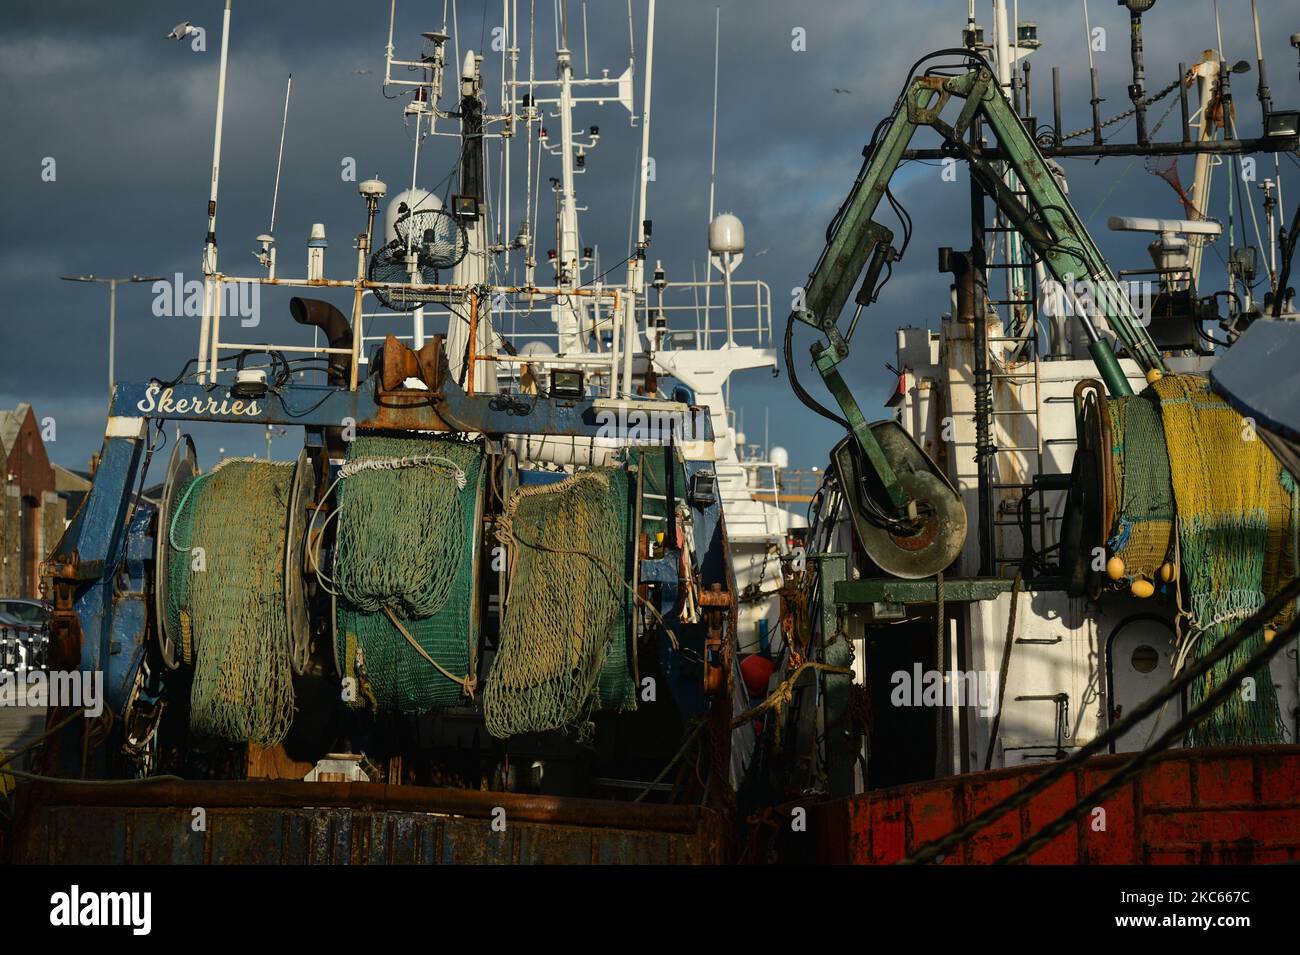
[594,829,675,864]
[47,807,125,865]
[126,810,205,865]
[808,744,1300,865]
[9,780,729,864]
[441,818,511,864]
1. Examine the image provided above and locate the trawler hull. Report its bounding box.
[8,780,729,865]
[801,745,1300,865]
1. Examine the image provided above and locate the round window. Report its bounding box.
[1131,644,1159,674]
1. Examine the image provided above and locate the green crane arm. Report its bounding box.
[793,65,1166,518]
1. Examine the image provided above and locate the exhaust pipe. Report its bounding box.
[289,297,352,386]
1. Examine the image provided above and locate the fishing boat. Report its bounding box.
[5,0,802,865]
[755,0,1300,865]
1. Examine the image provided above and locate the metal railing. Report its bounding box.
[749,468,823,505]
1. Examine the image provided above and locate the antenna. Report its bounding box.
[702,6,720,344]
[269,74,291,236]
[582,1,589,76]
[255,73,292,279]
[707,6,719,228]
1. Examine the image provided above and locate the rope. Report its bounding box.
[0,706,89,772]
[983,572,1022,770]
[901,573,1300,865]
[728,661,855,728]
[999,608,1300,864]
[380,604,477,697]
[4,770,187,785]
[633,717,707,803]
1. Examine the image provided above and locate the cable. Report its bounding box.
[783,312,847,429]
[999,607,1300,864]
[4,769,187,786]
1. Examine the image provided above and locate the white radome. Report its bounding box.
[519,341,556,359]
[708,213,745,254]
[384,188,442,243]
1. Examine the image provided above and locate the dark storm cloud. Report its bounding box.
[1,1,1296,470]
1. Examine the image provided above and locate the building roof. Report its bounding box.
[51,463,93,493]
[0,403,32,459]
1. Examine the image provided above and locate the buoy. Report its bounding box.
[1146,368,1163,384]
[740,654,775,697]
[1106,555,1126,581]
[1131,578,1155,598]
[1159,561,1175,583]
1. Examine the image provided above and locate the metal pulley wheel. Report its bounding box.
[832,422,967,579]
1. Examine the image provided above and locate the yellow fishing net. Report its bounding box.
[168,459,297,745]
[483,469,636,739]
[1151,374,1292,746]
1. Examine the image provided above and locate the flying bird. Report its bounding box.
[832,87,853,94]
[353,68,373,75]
[166,20,196,40]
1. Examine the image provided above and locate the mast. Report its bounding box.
[198,0,233,384]
[622,0,655,396]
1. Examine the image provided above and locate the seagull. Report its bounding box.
[832,87,853,94]
[353,68,373,76]
[166,20,196,40]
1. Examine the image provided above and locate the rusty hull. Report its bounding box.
[9,780,729,865]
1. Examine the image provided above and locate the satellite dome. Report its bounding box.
[708,213,745,254]
[770,446,789,469]
[383,188,442,243]
[519,341,555,359]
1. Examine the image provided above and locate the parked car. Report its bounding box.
[0,598,50,671]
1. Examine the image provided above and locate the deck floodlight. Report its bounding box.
[550,368,584,399]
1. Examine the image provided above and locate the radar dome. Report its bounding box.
[384,188,442,243]
[708,213,745,254]
[519,341,555,359]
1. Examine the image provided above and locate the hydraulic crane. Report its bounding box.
[791,52,1167,578]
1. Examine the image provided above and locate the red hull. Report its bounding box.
[811,745,1300,864]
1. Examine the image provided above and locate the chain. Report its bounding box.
[1058,78,1180,143]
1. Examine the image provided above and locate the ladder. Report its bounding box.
[977,184,1049,574]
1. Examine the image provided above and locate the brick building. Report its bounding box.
[0,404,67,598]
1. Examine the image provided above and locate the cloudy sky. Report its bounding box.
[2,0,1296,472]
